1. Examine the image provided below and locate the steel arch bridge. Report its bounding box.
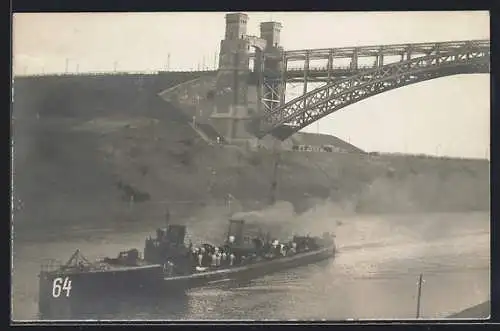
[255,40,490,140]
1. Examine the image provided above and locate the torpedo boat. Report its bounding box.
[38,218,336,318]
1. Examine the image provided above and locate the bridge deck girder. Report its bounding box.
[249,39,490,61]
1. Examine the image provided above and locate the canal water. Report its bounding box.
[11,208,489,321]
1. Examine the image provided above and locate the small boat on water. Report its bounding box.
[38,217,336,318]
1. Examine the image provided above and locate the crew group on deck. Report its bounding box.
[143,220,333,277]
[174,235,321,275]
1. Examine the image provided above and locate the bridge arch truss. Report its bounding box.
[256,41,490,140]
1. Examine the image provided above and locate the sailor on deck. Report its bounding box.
[280,244,286,257]
[272,240,280,257]
[215,248,221,267]
[211,252,217,267]
[197,250,203,267]
[229,253,235,266]
[164,261,174,276]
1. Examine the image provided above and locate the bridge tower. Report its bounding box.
[258,21,285,114]
[209,12,254,143]
[208,13,286,146]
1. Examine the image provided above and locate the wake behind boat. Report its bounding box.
[38,217,336,318]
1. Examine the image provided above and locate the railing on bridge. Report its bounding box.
[285,65,374,72]
[250,39,490,60]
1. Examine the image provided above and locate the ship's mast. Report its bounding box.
[269,145,280,205]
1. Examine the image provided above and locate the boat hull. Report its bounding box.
[155,245,334,290]
[38,245,335,319]
[38,265,164,318]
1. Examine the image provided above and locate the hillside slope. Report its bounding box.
[12,74,490,235]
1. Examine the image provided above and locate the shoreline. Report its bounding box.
[449,301,490,319]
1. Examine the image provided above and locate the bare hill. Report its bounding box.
[12,75,490,236]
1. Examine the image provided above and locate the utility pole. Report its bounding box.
[202,56,206,70]
[416,273,424,319]
[167,53,171,70]
[65,59,69,73]
[113,61,118,72]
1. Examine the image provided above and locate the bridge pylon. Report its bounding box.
[209,12,252,143]
[209,13,287,147]
[258,22,286,114]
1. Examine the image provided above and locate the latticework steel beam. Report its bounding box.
[256,43,489,140]
[261,79,281,113]
[260,65,283,113]
[249,39,490,61]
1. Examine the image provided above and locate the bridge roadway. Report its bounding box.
[16,68,386,84]
[162,40,491,84]
[250,39,490,61]
[19,40,488,85]
[18,39,488,77]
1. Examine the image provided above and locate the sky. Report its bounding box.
[12,12,490,159]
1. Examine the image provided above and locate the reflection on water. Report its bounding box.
[43,292,191,320]
[12,211,490,320]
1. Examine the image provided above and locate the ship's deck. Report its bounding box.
[42,262,162,275]
[163,245,334,281]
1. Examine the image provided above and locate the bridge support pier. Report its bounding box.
[210,105,256,144]
[209,13,287,145]
[209,13,254,143]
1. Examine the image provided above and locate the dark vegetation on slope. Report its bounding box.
[12,75,490,235]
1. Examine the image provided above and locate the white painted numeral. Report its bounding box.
[52,277,72,298]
